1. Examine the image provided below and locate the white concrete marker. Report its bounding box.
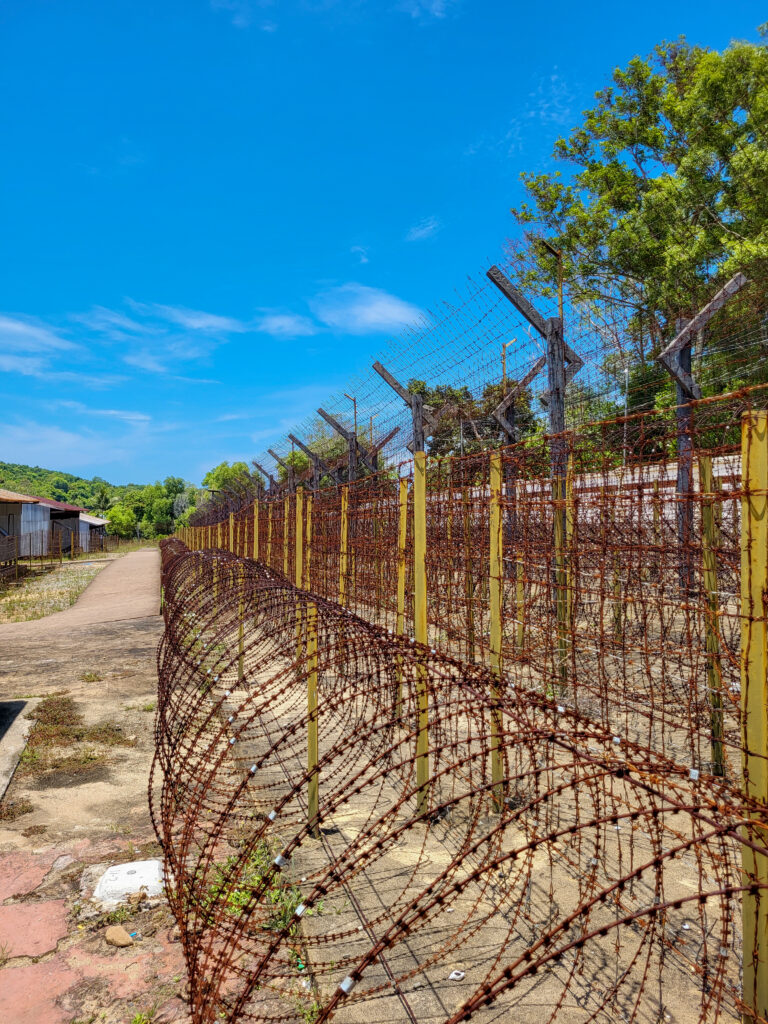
[94,859,164,905]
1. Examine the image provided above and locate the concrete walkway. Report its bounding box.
[0,546,189,1024]
[0,548,161,639]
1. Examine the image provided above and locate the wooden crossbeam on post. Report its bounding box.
[316,407,381,480]
[268,449,296,494]
[373,362,447,454]
[740,410,768,1024]
[654,275,749,596]
[288,433,341,489]
[252,459,276,494]
[487,264,580,690]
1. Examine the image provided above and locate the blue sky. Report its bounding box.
[0,0,762,485]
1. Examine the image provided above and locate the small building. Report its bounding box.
[80,513,109,542]
[28,496,89,553]
[0,488,49,555]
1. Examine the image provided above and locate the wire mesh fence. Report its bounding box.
[157,382,768,1024]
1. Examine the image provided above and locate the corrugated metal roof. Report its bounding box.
[27,495,88,513]
[80,513,108,526]
[0,488,39,504]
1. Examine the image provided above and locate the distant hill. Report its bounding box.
[0,461,145,512]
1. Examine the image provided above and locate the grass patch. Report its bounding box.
[19,696,135,777]
[80,671,103,683]
[0,797,34,821]
[0,561,107,623]
[142,701,156,713]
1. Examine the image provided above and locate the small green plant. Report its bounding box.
[142,701,156,713]
[80,671,103,683]
[0,941,11,965]
[130,1014,154,1024]
[296,999,321,1024]
[104,905,131,924]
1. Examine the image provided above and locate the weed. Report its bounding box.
[0,797,34,821]
[80,671,103,683]
[130,1015,154,1024]
[29,696,79,727]
[203,841,309,932]
[19,746,41,767]
[142,701,156,713]
[296,999,321,1023]
[0,941,11,965]
[19,696,135,776]
[104,905,131,925]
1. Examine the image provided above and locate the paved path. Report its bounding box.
[0,548,161,639]
[0,546,189,1024]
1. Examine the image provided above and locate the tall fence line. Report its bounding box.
[156,385,768,1023]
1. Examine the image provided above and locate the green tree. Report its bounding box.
[510,34,768,388]
[202,461,254,494]
[105,503,138,539]
[408,378,537,457]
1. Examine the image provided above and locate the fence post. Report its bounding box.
[307,598,319,837]
[339,486,349,607]
[395,478,408,719]
[267,503,273,569]
[304,492,319,835]
[700,455,724,776]
[229,513,234,553]
[283,495,290,578]
[254,502,259,561]
[413,450,429,816]
[741,410,768,1024]
[489,451,504,811]
[462,482,476,662]
[237,563,245,682]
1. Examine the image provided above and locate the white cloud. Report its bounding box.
[0,315,76,354]
[0,420,130,471]
[310,284,424,334]
[124,351,168,374]
[127,301,247,334]
[397,0,458,18]
[351,245,370,264]
[405,215,441,242]
[73,306,149,337]
[255,312,320,338]
[54,400,151,424]
[0,354,47,376]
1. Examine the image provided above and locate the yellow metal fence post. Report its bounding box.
[741,410,768,1023]
[229,513,234,553]
[283,495,290,578]
[413,451,429,816]
[395,477,408,720]
[267,503,273,570]
[489,451,504,811]
[700,454,724,776]
[339,487,349,607]
[304,493,319,835]
[257,501,264,561]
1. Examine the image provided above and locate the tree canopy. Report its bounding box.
[511,35,768,334]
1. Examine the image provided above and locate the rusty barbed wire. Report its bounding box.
[155,383,768,1024]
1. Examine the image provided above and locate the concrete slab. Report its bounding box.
[0,900,69,958]
[94,859,164,905]
[0,698,37,801]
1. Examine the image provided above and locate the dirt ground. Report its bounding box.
[0,549,190,1024]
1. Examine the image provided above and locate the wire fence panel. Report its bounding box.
[159,384,768,1024]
